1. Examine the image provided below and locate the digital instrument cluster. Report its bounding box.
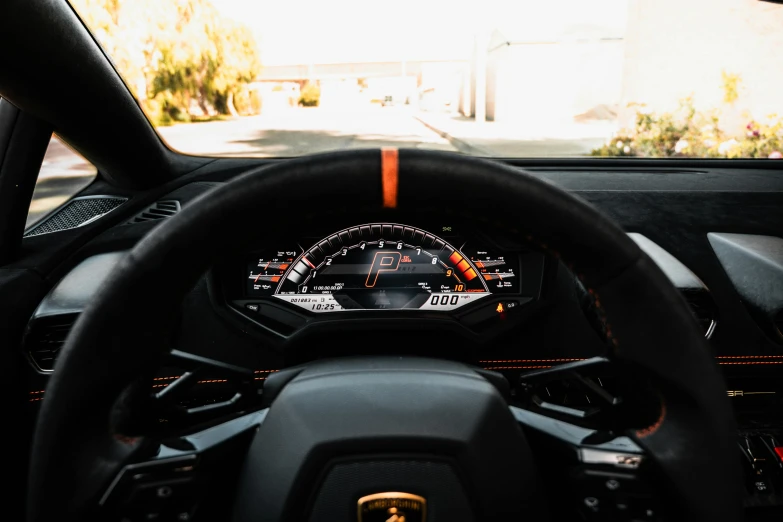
[243,223,521,313]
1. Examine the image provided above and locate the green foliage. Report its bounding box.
[231,86,263,115]
[298,82,321,107]
[591,97,783,159]
[71,0,262,125]
[721,71,742,105]
[731,118,783,159]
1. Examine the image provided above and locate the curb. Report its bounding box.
[414,115,493,156]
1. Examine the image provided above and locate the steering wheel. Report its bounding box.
[28,149,742,522]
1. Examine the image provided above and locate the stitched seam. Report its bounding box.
[636,400,667,438]
[29,357,777,400]
[517,233,620,349]
[717,355,783,359]
[28,357,777,401]
[28,370,278,400]
[485,365,552,369]
[479,358,585,363]
[718,361,783,365]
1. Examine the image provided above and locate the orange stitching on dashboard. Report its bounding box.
[28,371,279,401]
[520,232,619,349]
[719,361,783,365]
[114,434,141,445]
[636,399,666,438]
[480,356,781,366]
[717,355,783,359]
[484,365,553,369]
[479,358,585,363]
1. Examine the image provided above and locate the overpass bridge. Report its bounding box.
[257,60,466,82]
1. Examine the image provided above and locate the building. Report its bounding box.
[462,0,782,132]
[461,1,627,124]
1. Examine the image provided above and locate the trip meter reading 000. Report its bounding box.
[269,224,491,312]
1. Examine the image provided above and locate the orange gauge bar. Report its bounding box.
[448,249,480,284]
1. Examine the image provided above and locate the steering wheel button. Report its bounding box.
[583,496,600,512]
[751,478,773,495]
[126,477,195,509]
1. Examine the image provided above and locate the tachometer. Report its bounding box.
[273,224,490,312]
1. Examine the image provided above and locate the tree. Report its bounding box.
[70,0,262,123]
[209,20,262,115]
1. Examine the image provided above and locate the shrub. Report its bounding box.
[232,87,262,115]
[299,82,320,107]
[591,97,783,159]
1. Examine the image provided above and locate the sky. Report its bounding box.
[213,0,629,66]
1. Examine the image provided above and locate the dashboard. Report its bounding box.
[216,220,546,341]
[12,169,783,519]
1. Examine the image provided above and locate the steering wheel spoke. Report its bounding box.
[517,356,663,436]
[130,351,264,437]
[100,410,266,522]
[511,405,663,521]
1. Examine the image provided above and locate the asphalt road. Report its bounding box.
[159,106,457,157]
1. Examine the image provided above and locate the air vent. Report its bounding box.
[126,200,181,224]
[682,290,718,339]
[25,314,78,372]
[25,196,127,237]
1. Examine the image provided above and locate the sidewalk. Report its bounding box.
[415,112,618,157]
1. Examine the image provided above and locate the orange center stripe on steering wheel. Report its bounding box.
[381,147,398,208]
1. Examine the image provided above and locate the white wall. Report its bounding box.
[620,0,783,131]
[486,40,625,123]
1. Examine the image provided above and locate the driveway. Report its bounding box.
[158,106,457,157]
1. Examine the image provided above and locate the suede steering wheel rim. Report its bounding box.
[28,149,741,521]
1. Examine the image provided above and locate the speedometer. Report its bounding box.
[272,224,490,312]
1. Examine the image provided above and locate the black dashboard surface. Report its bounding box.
[13,164,780,409]
[19,165,783,368]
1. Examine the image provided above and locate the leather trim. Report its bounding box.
[381,147,398,208]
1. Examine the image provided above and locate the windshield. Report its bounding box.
[69,0,783,159]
